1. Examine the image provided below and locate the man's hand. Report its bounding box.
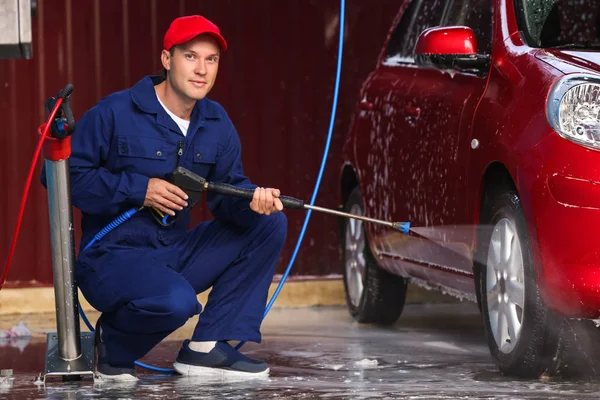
[144,178,188,216]
[250,187,284,215]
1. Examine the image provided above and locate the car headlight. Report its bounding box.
[546,74,600,149]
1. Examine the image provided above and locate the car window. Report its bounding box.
[515,0,600,48]
[442,0,493,54]
[384,0,446,65]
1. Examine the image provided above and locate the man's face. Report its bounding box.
[162,35,220,101]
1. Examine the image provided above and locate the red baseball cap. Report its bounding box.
[163,15,228,52]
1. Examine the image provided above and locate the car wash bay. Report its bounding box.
[5,0,600,398]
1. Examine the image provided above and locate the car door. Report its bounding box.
[366,0,494,294]
[404,0,493,281]
[357,0,447,275]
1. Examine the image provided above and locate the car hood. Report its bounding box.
[535,49,600,75]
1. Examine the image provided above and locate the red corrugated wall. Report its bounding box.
[0,0,399,287]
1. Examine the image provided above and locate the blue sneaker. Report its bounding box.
[173,340,269,378]
[94,318,137,382]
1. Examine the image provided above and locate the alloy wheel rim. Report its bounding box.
[486,217,526,354]
[345,204,366,308]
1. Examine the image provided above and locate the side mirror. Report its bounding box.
[415,26,490,71]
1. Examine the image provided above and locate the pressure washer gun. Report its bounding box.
[150,166,410,234]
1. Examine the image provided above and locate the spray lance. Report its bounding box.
[148,166,411,234]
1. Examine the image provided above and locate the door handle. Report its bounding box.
[360,100,373,111]
[404,104,421,117]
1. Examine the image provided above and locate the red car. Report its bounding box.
[340,0,600,377]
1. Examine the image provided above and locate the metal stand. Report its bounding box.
[39,85,94,383]
[43,332,94,381]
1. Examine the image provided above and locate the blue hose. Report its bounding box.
[236,0,345,351]
[83,207,138,251]
[79,0,346,373]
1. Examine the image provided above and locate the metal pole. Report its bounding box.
[45,158,81,361]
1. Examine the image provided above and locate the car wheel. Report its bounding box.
[478,185,561,377]
[343,187,408,325]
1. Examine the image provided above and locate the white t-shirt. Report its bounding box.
[156,94,190,136]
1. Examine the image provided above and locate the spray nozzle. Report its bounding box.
[393,221,411,234]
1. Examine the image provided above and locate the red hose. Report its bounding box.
[0,98,64,290]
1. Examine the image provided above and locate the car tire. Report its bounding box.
[477,185,561,377]
[342,187,408,325]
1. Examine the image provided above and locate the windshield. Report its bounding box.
[515,0,600,48]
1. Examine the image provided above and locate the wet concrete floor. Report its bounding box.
[2,302,600,399]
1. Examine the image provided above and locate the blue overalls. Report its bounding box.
[45,75,287,367]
